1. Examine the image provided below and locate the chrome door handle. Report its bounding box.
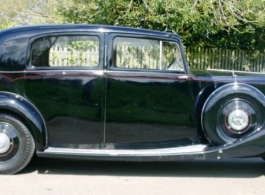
[177,75,189,80]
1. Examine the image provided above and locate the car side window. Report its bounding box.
[113,37,184,71]
[31,35,99,67]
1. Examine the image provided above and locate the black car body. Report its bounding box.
[0,24,265,174]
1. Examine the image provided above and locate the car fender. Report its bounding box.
[202,83,265,145]
[0,91,47,150]
[193,84,216,142]
[203,83,265,111]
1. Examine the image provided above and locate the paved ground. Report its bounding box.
[1,157,265,195]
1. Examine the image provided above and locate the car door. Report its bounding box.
[104,33,195,146]
[24,32,105,149]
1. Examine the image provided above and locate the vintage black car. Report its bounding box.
[0,24,265,174]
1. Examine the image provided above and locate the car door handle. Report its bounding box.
[177,75,189,80]
[92,70,104,76]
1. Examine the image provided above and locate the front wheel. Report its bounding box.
[202,93,263,145]
[0,114,35,174]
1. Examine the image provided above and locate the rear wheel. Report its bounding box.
[0,114,35,174]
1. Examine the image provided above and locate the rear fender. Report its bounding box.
[0,92,47,151]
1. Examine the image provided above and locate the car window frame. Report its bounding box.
[26,32,105,70]
[107,33,188,74]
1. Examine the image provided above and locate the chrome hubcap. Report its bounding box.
[228,110,249,131]
[0,133,11,153]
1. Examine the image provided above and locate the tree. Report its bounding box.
[58,0,265,50]
[0,0,73,28]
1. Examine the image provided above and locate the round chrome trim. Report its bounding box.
[228,110,249,131]
[0,133,11,154]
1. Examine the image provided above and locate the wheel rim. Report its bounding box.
[0,122,20,161]
[228,110,249,131]
[217,99,257,142]
[0,133,11,153]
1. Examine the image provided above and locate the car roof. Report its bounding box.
[0,24,180,40]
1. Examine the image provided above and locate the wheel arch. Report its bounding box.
[0,92,47,151]
[203,83,265,113]
[194,84,216,143]
[201,83,265,145]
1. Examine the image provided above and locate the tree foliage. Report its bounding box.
[0,0,72,28]
[58,0,265,50]
[1,0,265,51]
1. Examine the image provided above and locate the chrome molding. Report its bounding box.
[43,144,207,157]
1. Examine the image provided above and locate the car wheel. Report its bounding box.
[0,114,35,174]
[202,94,262,145]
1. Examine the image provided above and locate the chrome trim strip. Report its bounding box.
[44,145,207,157]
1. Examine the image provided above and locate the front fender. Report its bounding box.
[202,83,265,145]
[203,83,265,112]
[0,92,47,151]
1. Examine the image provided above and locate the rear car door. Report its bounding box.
[104,33,195,146]
[25,32,105,149]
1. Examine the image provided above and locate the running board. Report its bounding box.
[37,128,265,161]
[37,145,208,161]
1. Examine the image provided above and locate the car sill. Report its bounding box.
[38,145,207,158]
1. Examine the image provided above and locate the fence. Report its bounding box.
[49,44,265,72]
[49,43,99,67]
[185,47,265,72]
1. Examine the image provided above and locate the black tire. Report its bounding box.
[0,114,35,174]
[202,85,265,145]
